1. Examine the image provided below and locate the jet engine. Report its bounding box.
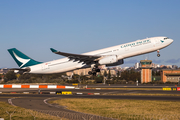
[106,59,124,66]
[98,56,118,65]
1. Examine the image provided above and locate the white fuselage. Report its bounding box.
[28,37,173,74]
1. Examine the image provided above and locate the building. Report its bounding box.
[107,69,117,77]
[135,62,140,69]
[0,68,9,74]
[66,68,91,76]
[157,64,160,68]
[172,65,178,69]
[161,69,180,83]
[140,60,153,83]
[122,67,129,70]
[98,65,107,70]
[166,65,172,69]
[66,67,117,77]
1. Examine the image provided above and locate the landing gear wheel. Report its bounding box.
[89,65,101,76]
[88,71,92,75]
[92,72,96,76]
[96,68,100,72]
[157,50,160,57]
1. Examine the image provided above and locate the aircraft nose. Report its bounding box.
[170,39,174,43]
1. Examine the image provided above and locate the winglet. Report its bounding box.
[50,48,58,53]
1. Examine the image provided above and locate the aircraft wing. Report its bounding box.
[50,48,101,65]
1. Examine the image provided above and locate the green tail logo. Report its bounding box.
[8,48,42,68]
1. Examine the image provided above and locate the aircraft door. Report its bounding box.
[156,39,160,44]
[153,39,159,47]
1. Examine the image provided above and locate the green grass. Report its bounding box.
[93,88,162,90]
[103,93,180,96]
[51,98,180,120]
[0,101,66,120]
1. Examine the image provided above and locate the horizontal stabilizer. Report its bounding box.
[10,68,31,74]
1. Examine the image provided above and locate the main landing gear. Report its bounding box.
[157,50,160,57]
[88,65,100,76]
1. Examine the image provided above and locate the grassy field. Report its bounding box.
[93,88,162,90]
[103,93,180,96]
[52,98,180,120]
[0,101,65,120]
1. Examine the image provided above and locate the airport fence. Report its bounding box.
[1,107,180,120]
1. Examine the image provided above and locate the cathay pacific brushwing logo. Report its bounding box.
[160,40,164,43]
[13,51,30,68]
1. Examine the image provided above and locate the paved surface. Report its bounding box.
[1,94,180,120]
[0,88,180,95]
[2,95,117,120]
[82,84,180,88]
[1,93,180,100]
[0,85,180,120]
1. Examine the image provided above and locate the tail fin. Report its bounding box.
[8,48,42,68]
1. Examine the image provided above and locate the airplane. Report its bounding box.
[8,36,173,75]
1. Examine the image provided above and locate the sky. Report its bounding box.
[0,0,180,68]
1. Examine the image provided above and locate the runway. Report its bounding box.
[0,87,180,95]
[84,84,180,88]
[2,95,117,120]
[0,86,180,119]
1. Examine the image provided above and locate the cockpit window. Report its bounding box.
[164,37,169,40]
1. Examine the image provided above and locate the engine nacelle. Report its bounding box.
[106,59,124,66]
[98,56,118,65]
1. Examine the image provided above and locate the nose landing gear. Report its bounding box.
[157,50,160,57]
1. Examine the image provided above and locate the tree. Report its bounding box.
[19,73,31,80]
[156,71,160,76]
[152,70,156,76]
[104,70,108,77]
[108,69,111,79]
[94,76,103,83]
[120,70,140,82]
[117,71,120,78]
[5,71,17,81]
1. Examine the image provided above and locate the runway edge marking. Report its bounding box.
[43,98,54,107]
[0,84,75,89]
[8,98,16,106]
